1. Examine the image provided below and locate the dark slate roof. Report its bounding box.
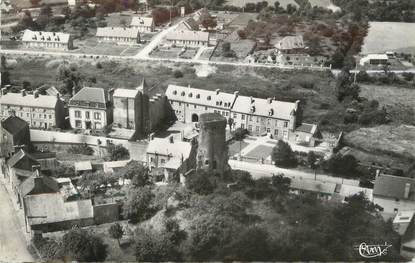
[373,174,415,200]
[199,112,226,123]
[296,123,315,133]
[20,171,60,197]
[1,116,28,136]
[7,149,39,169]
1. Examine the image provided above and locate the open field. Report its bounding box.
[246,145,273,159]
[361,22,415,55]
[344,125,415,162]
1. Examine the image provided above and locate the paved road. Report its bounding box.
[0,184,34,263]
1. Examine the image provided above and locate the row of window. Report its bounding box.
[74,120,102,129]
[74,110,102,120]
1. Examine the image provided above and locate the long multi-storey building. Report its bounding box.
[165,85,318,144]
[22,30,73,50]
[0,90,65,129]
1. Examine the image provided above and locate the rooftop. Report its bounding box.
[290,178,337,195]
[166,30,209,42]
[199,112,226,123]
[20,172,60,197]
[74,161,93,172]
[1,115,28,136]
[295,123,318,134]
[22,30,71,44]
[146,136,192,160]
[0,92,59,108]
[113,88,140,98]
[275,35,305,50]
[96,27,140,39]
[178,17,199,31]
[374,174,415,200]
[8,149,39,169]
[69,87,108,108]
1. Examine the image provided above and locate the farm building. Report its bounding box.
[359,54,389,66]
[21,30,73,50]
[165,30,210,47]
[130,16,155,32]
[96,27,140,44]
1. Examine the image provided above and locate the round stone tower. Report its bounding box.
[196,113,228,176]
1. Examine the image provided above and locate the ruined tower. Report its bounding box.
[196,113,228,176]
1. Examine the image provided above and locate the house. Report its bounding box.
[113,80,168,137]
[96,27,140,44]
[165,85,309,144]
[146,135,193,181]
[373,174,415,215]
[22,30,73,50]
[392,211,415,259]
[130,16,155,32]
[289,178,337,200]
[359,54,389,66]
[0,90,66,129]
[165,30,210,47]
[176,17,199,31]
[74,160,93,174]
[0,115,31,158]
[67,0,84,7]
[68,87,112,130]
[274,35,305,54]
[294,123,321,147]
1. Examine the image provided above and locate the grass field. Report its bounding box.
[361,22,415,55]
[245,145,273,159]
[228,140,249,156]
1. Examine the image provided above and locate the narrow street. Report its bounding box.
[0,184,34,263]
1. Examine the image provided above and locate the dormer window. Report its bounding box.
[188,93,193,98]
[269,108,274,116]
[181,91,185,96]
[207,96,211,101]
[173,90,177,95]
[250,106,256,113]
[196,94,200,98]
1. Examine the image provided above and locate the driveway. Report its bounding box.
[0,184,34,263]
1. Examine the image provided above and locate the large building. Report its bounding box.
[176,17,199,31]
[165,30,210,47]
[0,90,66,129]
[96,27,140,44]
[113,80,169,137]
[130,16,155,32]
[274,35,305,54]
[0,115,31,158]
[68,87,112,130]
[165,85,309,142]
[22,30,73,50]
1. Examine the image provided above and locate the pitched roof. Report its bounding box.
[290,178,337,195]
[0,92,58,108]
[25,194,93,226]
[295,123,317,134]
[275,35,304,50]
[130,16,154,27]
[374,174,415,200]
[177,17,199,31]
[166,30,209,42]
[74,161,92,172]
[69,87,108,108]
[20,172,60,197]
[146,136,192,160]
[22,30,71,44]
[166,85,237,110]
[96,27,140,39]
[7,149,39,169]
[1,116,28,135]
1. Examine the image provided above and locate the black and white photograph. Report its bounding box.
[0,0,415,261]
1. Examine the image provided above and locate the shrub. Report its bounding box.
[173,69,183,78]
[271,140,297,168]
[68,144,94,155]
[107,144,130,161]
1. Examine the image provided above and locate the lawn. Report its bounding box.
[361,22,415,55]
[245,145,273,159]
[228,140,249,156]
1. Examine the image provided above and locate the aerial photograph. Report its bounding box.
[0,0,414,261]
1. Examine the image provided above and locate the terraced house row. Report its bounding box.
[165,85,320,146]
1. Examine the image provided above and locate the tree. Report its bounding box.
[108,223,124,246]
[227,117,234,131]
[107,144,130,161]
[307,151,318,169]
[164,218,187,245]
[56,63,83,95]
[186,170,215,195]
[335,69,360,101]
[119,18,127,27]
[200,17,217,30]
[62,229,107,262]
[122,186,154,223]
[323,154,359,178]
[135,228,181,261]
[233,128,248,141]
[117,161,151,187]
[271,140,297,168]
[173,69,183,78]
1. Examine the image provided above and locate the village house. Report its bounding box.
[373,174,415,216]
[0,90,66,129]
[0,115,31,158]
[22,30,73,50]
[96,27,140,44]
[146,135,193,182]
[289,178,337,200]
[68,87,113,130]
[176,17,200,31]
[165,30,210,47]
[359,54,389,66]
[165,85,319,145]
[393,210,415,259]
[130,16,155,32]
[274,35,305,54]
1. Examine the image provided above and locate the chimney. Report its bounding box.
[215,89,220,95]
[250,96,254,104]
[233,91,239,97]
[21,89,26,96]
[33,90,39,98]
[404,183,411,199]
[1,87,7,96]
[56,93,60,100]
[32,164,41,172]
[267,98,272,104]
[169,135,174,144]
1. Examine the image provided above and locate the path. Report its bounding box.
[0,184,34,263]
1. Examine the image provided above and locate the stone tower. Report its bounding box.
[196,113,228,176]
